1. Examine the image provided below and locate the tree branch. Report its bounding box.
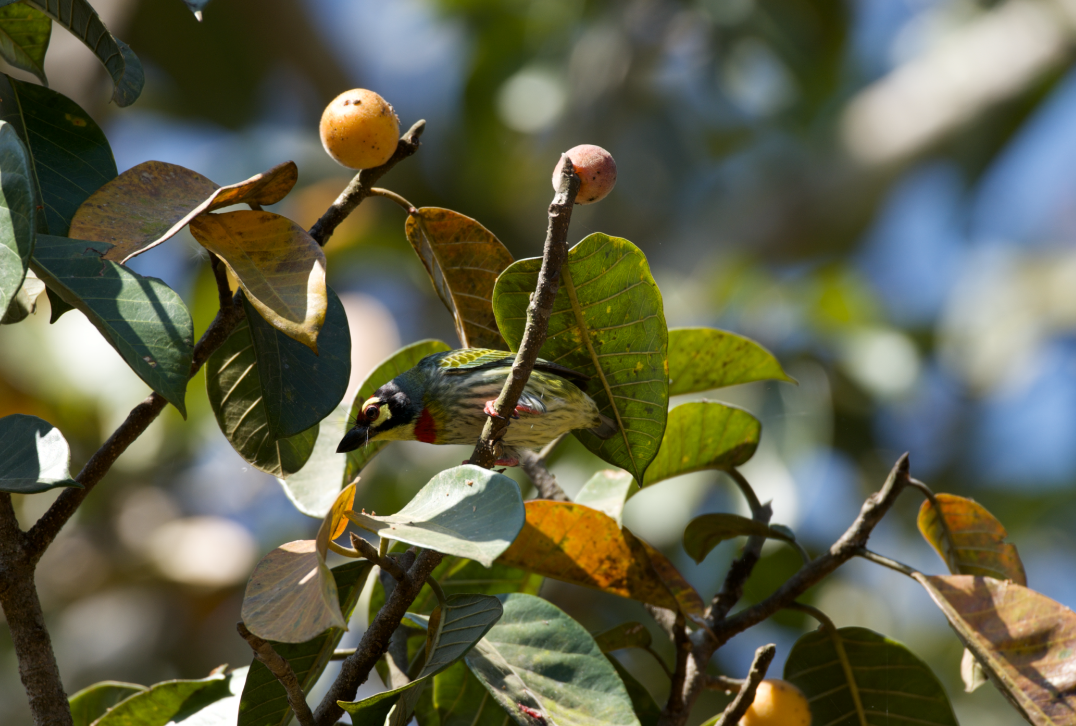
[713,644,776,726]
[469,157,579,468]
[312,549,443,726]
[237,622,316,726]
[518,450,569,501]
[708,500,772,622]
[309,120,426,246]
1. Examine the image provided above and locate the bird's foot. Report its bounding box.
[484,400,519,420]
[494,457,519,467]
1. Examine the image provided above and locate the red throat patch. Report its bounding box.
[415,408,437,443]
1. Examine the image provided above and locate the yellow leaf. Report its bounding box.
[189,211,327,352]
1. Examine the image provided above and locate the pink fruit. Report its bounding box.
[553,144,617,204]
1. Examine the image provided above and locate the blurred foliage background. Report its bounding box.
[4,0,1076,723]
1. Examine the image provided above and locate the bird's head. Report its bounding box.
[336,377,421,453]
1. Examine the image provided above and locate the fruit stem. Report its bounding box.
[369,187,418,215]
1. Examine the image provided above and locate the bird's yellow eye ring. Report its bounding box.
[364,404,380,422]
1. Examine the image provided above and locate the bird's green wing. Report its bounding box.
[438,348,590,387]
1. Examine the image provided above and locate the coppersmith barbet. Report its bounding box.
[336,348,617,465]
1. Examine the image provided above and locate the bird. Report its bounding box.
[336,348,617,466]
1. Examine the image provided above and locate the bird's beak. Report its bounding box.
[336,426,367,453]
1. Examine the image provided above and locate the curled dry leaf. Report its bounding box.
[69,160,298,265]
[190,211,327,352]
[496,500,704,617]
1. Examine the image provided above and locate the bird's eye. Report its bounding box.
[364,405,380,422]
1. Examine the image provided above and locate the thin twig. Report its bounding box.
[708,496,773,622]
[349,533,406,581]
[713,644,776,726]
[468,157,580,468]
[368,187,418,215]
[309,120,426,246]
[663,613,691,718]
[519,450,570,501]
[330,649,355,661]
[704,674,745,693]
[210,254,232,311]
[855,547,919,577]
[312,549,443,726]
[237,622,316,726]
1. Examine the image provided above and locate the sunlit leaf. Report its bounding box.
[642,402,760,488]
[69,681,145,726]
[91,672,230,726]
[784,625,958,726]
[190,211,327,351]
[496,501,704,616]
[0,414,79,493]
[494,233,669,481]
[1,269,45,324]
[918,493,1026,584]
[667,327,794,395]
[0,75,116,236]
[916,574,1076,726]
[24,0,143,106]
[594,621,652,653]
[346,465,525,568]
[0,120,35,317]
[241,483,356,642]
[238,560,373,726]
[0,2,50,85]
[464,593,642,726]
[405,207,513,349]
[168,667,247,726]
[574,468,635,526]
[68,160,298,265]
[31,236,194,416]
[682,513,796,564]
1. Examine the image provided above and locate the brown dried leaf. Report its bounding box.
[918,494,1026,584]
[68,160,298,264]
[405,208,513,349]
[916,574,1076,726]
[189,211,327,352]
[496,501,704,617]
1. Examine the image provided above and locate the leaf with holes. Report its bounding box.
[918,493,1026,584]
[574,469,635,526]
[240,483,355,642]
[24,0,142,106]
[496,500,704,617]
[238,560,373,726]
[784,626,958,726]
[494,233,669,481]
[346,465,524,568]
[190,211,327,351]
[642,402,760,488]
[0,120,35,317]
[68,160,298,265]
[667,327,794,395]
[0,3,49,88]
[916,574,1076,726]
[464,593,641,726]
[0,414,79,494]
[0,75,116,237]
[683,513,797,564]
[69,681,145,726]
[31,236,193,416]
[405,207,513,349]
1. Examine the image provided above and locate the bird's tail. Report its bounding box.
[589,413,618,440]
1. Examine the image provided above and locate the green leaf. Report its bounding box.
[784,626,958,726]
[0,75,116,235]
[69,681,145,726]
[667,327,794,395]
[415,661,512,726]
[642,402,760,488]
[338,682,414,726]
[345,464,525,568]
[29,236,194,416]
[238,560,374,726]
[0,413,79,493]
[683,513,797,564]
[574,469,635,526]
[24,0,143,106]
[167,667,247,726]
[607,658,660,726]
[464,593,641,726]
[1,268,44,324]
[494,233,669,481]
[0,2,50,84]
[404,207,514,349]
[91,672,232,726]
[244,288,350,439]
[45,284,72,321]
[593,622,651,653]
[279,339,452,519]
[411,556,543,616]
[0,120,35,318]
[206,295,332,477]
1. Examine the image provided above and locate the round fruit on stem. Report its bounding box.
[553,144,617,204]
[739,679,811,726]
[319,89,401,170]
